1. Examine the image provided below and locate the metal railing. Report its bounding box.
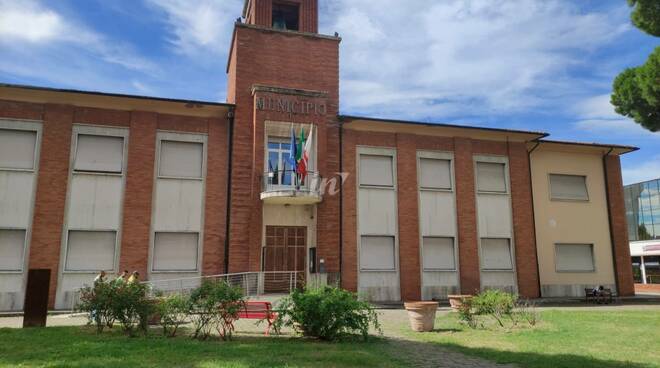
[262,170,321,193]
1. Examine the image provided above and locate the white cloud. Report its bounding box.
[0,0,66,42]
[146,0,241,57]
[573,94,660,139]
[321,0,629,119]
[623,156,660,185]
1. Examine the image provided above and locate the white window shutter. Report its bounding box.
[360,236,395,270]
[481,238,513,270]
[360,155,394,186]
[476,162,506,193]
[153,232,199,271]
[0,129,36,170]
[550,174,589,201]
[422,237,455,270]
[419,158,451,189]
[74,135,124,173]
[556,244,594,271]
[159,141,203,178]
[0,229,26,271]
[65,231,116,271]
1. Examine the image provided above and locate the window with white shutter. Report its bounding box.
[159,141,203,178]
[65,231,116,271]
[555,244,595,272]
[153,232,199,271]
[0,129,36,170]
[476,162,507,193]
[419,158,452,190]
[74,134,124,173]
[422,237,455,270]
[360,236,396,270]
[359,155,394,187]
[0,229,26,271]
[480,238,513,270]
[549,174,589,201]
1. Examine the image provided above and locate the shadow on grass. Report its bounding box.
[391,337,652,368]
[0,326,401,368]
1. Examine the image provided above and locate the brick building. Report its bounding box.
[0,0,636,310]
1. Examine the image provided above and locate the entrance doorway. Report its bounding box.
[263,226,306,292]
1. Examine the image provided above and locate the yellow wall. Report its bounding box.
[531,148,616,296]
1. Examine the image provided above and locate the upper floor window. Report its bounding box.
[549,174,588,201]
[267,138,295,186]
[419,158,452,190]
[360,154,394,187]
[74,134,124,174]
[272,2,299,31]
[476,161,507,193]
[159,140,203,179]
[0,129,37,170]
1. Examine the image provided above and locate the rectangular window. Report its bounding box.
[549,174,589,201]
[555,244,595,272]
[480,238,513,270]
[153,232,199,272]
[422,237,455,271]
[65,231,116,271]
[360,154,394,187]
[267,138,294,186]
[74,134,124,173]
[476,162,507,193]
[360,236,395,271]
[0,229,26,271]
[0,129,36,170]
[272,2,299,31]
[159,140,203,178]
[419,158,451,190]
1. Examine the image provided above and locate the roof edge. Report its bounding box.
[339,114,549,140]
[0,83,235,108]
[536,139,639,155]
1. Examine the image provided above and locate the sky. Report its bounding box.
[0,0,658,184]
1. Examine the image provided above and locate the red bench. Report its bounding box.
[237,301,278,335]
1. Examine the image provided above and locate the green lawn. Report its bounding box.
[0,327,402,368]
[400,309,660,368]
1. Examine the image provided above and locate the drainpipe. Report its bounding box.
[224,109,235,274]
[527,140,542,297]
[602,147,621,294]
[338,119,344,283]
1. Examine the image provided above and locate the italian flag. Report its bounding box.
[297,125,313,181]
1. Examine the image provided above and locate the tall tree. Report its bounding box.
[611,1,660,132]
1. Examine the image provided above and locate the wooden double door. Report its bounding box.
[263,226,306,292]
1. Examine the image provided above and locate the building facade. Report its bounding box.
[0,0,636,310]
[624,178,660,285]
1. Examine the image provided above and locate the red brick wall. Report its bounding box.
[396,133,421,301]
[604,155,635,296]
[508,142,540,297]
[118,111,157,277]
[27,104,74,307]
[226,25,340,274]
[454,137,481,295]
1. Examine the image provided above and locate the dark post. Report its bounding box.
[23,269,50,328]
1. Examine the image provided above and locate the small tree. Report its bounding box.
[110,282,155,337]
[157,294,189,337]
[77,282,114,333]
[188,280,245,341]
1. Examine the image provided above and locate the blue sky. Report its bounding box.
[0,0,658,184]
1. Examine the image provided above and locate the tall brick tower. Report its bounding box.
[225,0,341,282]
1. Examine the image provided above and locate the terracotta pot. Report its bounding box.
[404,301,438,332]
[447,295,473,310]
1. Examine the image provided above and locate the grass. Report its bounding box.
[400,309,660,368]
[0,326,402,368]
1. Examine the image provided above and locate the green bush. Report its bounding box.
[110,282,155,337]
[157,294,189,337]
[77,282,115,333]
[273,286,381,341]
[188,280,245,340]
[457,289,539,329]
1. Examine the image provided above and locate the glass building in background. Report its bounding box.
[624,178,660,285]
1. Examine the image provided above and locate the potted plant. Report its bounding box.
[403,301,438,332]
[447,294,473,310]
